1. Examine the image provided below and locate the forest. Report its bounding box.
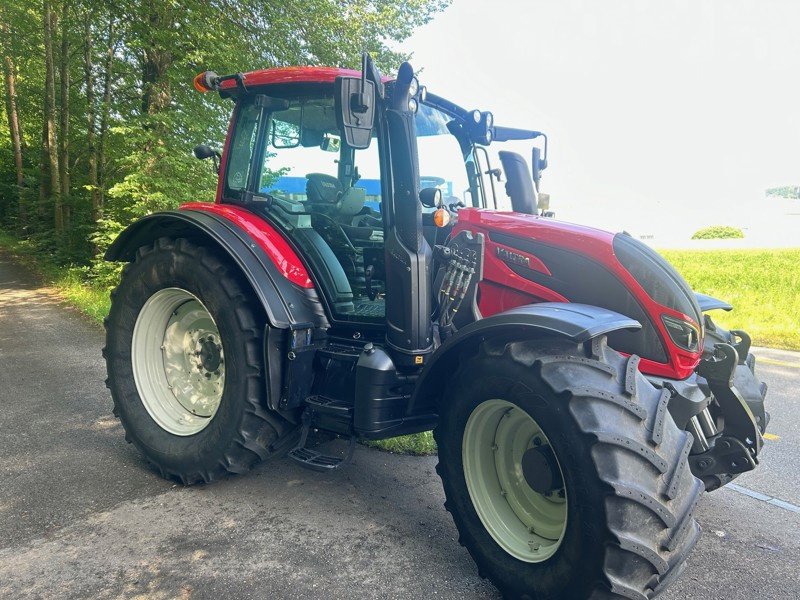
[0,0,448,284]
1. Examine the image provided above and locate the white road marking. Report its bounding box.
[727,483,800,514]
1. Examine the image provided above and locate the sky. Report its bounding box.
[403,0,800,240]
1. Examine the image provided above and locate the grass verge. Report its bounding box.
[0,231,110,324]
[662,248,800,351]
[364,431,437,455]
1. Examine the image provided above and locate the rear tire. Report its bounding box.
[434,336,703,599]
[104,238,297,484]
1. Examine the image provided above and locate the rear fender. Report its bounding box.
[408,303,640,415]
[105,209,328,330]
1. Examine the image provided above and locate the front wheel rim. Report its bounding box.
[131,288,225,436]
[462,399,568,562]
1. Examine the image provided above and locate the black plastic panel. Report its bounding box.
[491,231,668,363]
[613,233,703,324]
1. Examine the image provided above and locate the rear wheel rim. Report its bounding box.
[462,399,568,562]
[131,288,225,436]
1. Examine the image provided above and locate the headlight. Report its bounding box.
[661,315,700,352]
[408,98,418,113]
[484,112,493,128]
[408,77,419,97]
[471,109,481,123]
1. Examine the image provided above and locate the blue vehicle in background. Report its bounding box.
[264,176,452,213]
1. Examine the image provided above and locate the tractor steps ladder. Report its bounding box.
[287,398,356,472]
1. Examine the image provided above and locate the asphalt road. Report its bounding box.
[1,253,798,600]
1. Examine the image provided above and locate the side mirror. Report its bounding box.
[193,144,221,173]
[335,76,376,149]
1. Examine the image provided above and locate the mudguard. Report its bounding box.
[694,292,733,312]
[408,303,640,415]
[105,209,328,330]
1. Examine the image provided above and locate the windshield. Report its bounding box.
[415,102,479,210]
[223,94,487,213]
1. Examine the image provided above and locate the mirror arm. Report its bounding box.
[541,133,548,169]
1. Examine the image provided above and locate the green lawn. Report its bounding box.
[662,249,800,351]
[1,231,797,455]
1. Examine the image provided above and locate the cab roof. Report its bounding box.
[218,66,392,92]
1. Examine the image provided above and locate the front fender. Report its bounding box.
[106,208,327,330]
[694,292,733,312]
[408,303,641,415]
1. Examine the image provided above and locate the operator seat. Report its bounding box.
[305,173,375,241]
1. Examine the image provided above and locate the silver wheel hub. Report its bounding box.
[132,288,225,436]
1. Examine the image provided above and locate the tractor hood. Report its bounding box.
[453,208,704,379]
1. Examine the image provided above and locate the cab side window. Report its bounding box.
[225,103,261,200]
[227,95,386,323]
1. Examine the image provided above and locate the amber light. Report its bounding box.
[433,208,450,227]
[193,72,210,92]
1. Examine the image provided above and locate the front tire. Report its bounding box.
[104,238,297,484]
[434,336,703,599]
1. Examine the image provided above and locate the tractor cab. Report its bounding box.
[197,61,547,337]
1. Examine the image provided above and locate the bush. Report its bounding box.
[691,225,744,240]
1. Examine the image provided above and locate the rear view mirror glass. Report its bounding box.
[335,76,375,150]
[321,134,341,153]
[271,119,300,149]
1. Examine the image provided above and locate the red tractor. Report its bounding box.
[104,56,768,599]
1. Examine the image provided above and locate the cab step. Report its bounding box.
[287,404,356,472]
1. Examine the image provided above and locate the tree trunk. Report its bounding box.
[58,0,71,231]
[141,5,173,119]
[0,15,25,228]
[97,15,115,209]
[43,0,62,235]
[83,15,99,222]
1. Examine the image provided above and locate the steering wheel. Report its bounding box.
[311,212,358,254]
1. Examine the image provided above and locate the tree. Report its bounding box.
[0,0,451,268]
[0,9,25,227]
[58,0,71,231]
[43,0,62,235]
[766,186,800,199]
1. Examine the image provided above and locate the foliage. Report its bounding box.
[766,186,800,199]
[691,225,744,240]
[0,0,450,280]
[0,231,110,324]
[662,248,800,351]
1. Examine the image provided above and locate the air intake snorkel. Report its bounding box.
[384,62,434,367]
